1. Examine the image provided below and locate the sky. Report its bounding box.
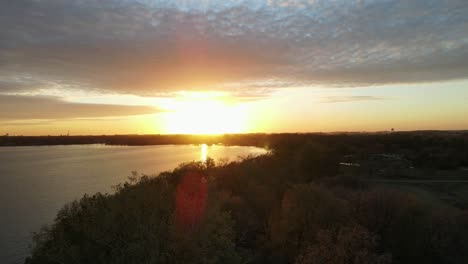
[1,0,467,135]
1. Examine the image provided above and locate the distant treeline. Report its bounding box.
[0,134,272,147]
[3,131,468,169]
[25,132,468,264]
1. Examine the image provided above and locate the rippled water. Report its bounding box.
[0,144,267,264]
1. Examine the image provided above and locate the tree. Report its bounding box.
[296,225,391,264]
[270,184,348,261]
[294,142,339,181]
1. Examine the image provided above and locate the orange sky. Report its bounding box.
[1,1,468,135]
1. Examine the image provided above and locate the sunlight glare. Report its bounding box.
[162,93,248,134]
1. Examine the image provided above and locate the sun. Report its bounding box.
[161,93,248,134]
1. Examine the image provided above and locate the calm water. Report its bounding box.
[0,144,267,264]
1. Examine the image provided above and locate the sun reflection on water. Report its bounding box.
[200,144,208,162]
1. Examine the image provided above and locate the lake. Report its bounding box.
[0,144,267,264]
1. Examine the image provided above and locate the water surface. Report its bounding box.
[0,144,267,264]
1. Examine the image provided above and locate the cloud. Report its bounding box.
[0,78,48,93]
[0,119,56,127]
[322,95,388,103]
[0,95,160,119]
[0,0,467,96]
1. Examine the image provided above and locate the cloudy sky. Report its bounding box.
[1,0,467,134]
